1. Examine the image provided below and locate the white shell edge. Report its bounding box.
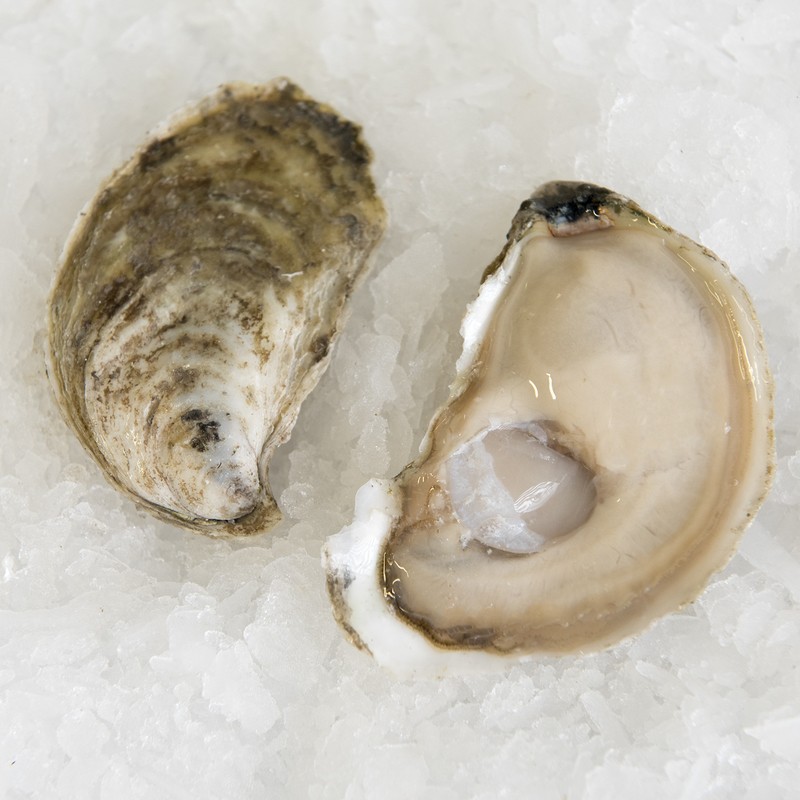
[456,240,522,376]
[322,479,531,678]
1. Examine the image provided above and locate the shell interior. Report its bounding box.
[324,181,774,676]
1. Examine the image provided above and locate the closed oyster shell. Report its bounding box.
[323,181,774,676]
[47,79,385,536]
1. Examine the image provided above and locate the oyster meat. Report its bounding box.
[324,181,774,676]
[47,79,385,535]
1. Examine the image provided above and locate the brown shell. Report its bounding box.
[47,79,386,535]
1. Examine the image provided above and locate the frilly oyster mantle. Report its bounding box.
[47,80,385,535]
[324,181,774,676]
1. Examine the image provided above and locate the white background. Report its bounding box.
[1,1,799,798]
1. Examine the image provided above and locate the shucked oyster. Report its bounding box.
[47,80,385,535]
[324,181,774,676]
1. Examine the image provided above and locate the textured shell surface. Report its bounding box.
[47,79,386,536]
[323,181,775,678]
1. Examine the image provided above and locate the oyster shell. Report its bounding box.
[324,181,774,676]
[47,79,385,535]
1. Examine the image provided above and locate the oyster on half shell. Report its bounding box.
[324,181,774,676]
[47,79,385,535]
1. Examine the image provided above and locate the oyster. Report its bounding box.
[324,181,774,676]
[47,79,385,535]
